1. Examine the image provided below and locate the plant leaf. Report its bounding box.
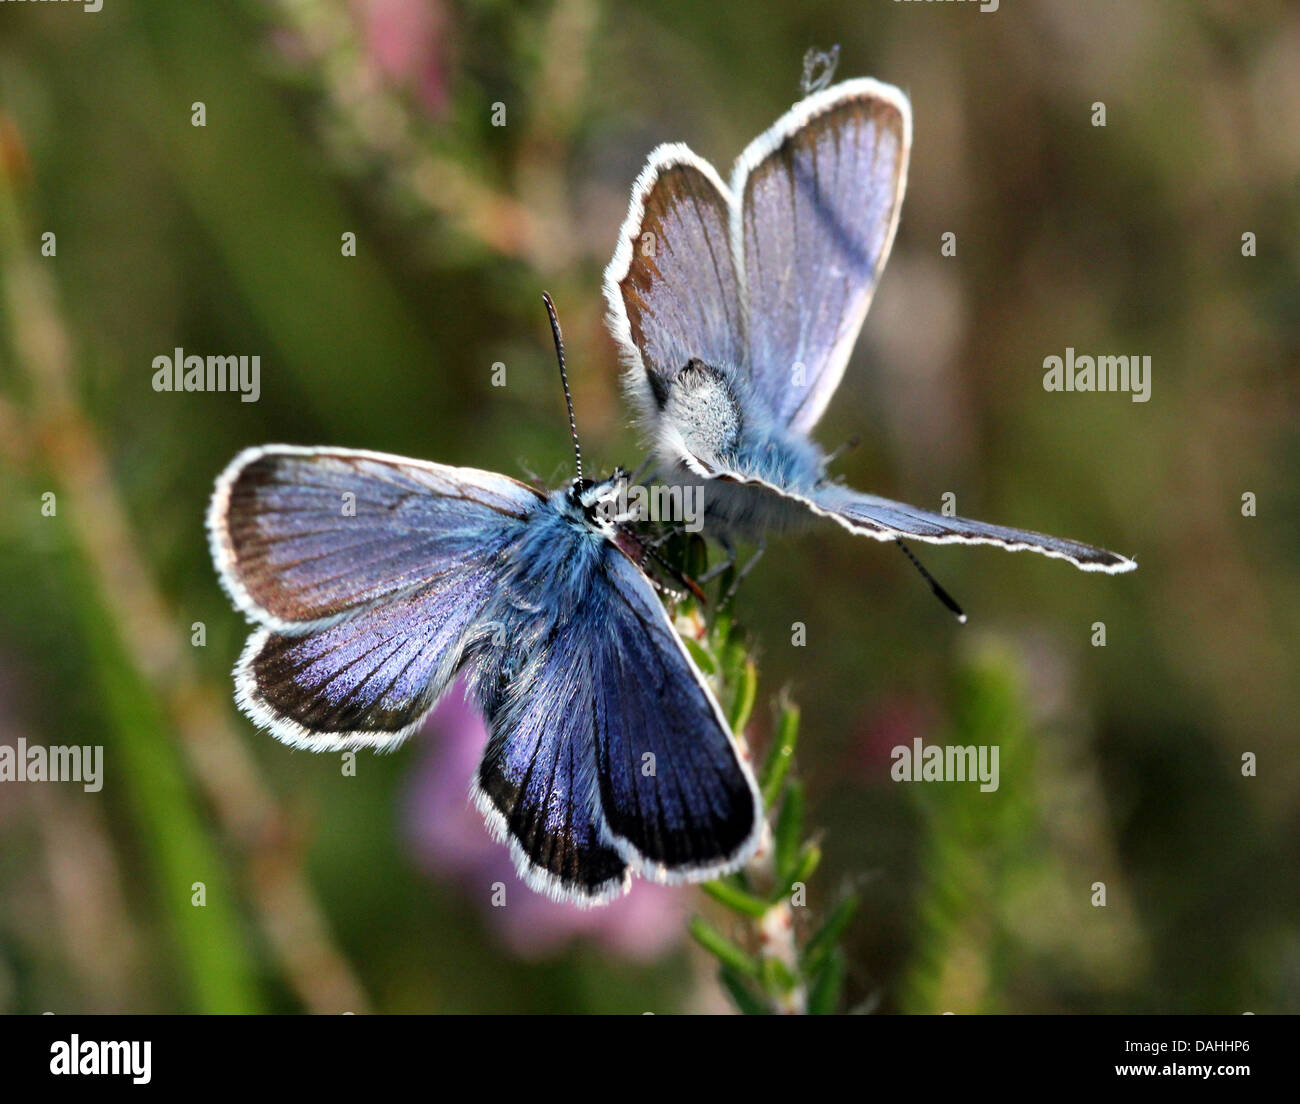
[807,948,846,1015]
[802,894,859,978]
[719,967,770,1014]
[702,878,771,918]
[689,916,760,978]
[761,701,800,806]
[773,780,805,880]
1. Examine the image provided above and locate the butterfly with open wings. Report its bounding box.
[208,299,761,906]
[604,77,1136,576]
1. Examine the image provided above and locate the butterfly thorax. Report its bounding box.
[468,479,628,715]
[660,359,743,466]
[661,359,824,488]
[658,359,828,537]
[488,477,626,615]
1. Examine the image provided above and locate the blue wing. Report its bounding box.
[592,552,763,878]
[731,78,911,435]
[471,627,632,906]
[603,82,910,473]
[235,566,503,750]
[809,480,1136,573]
[208,445,542,632]
[466,542,761,901]
[212,447,543,749]
[687,454,1135,573]
[603,144,747,421]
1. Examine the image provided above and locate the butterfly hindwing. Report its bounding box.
[701,470,1135,573]
[236,566,505,750]
[813,486,1135,572]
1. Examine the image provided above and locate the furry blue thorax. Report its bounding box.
[497,488,610,601]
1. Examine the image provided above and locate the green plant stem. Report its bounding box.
[678,590,856,1015]
[0,154,369,1013]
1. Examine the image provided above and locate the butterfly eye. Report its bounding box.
[571,477,612,525]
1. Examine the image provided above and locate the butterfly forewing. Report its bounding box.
[732,78,911,435]
[209,446,542,632]
[592,552,762,879]
[604,146,747,416]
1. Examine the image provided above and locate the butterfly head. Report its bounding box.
[569,467,630,532]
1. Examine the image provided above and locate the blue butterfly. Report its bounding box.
[207,298,761,905]
[604,77,1136,577]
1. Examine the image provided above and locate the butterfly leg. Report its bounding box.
[823,433,861,469]
[615,524,707,604]
[695,535,737,584]
[718,538,767,609]
[628,456,659,485]
[643,518,690,550]
[646,573,687,604]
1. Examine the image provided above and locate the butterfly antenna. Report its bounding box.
[896,539,967,624]
[542,291,583,483]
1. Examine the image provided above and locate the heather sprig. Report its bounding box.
[662,536,858,1014]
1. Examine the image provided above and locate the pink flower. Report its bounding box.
[351,0,452,117]
[853,694,941,780]
[403,678,686,960]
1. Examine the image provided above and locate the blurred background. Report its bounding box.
[0,0,1296,1014]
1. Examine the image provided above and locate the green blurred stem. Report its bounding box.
[761,702,799,807]
[689,918,761,979]
[701,878,771,919]
[60,546,261,1011]
[0,171,260,1012]
[0,158,367,1012]
[802,895,859,979]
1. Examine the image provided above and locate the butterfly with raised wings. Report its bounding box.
[604,76,1136,576]
[208,299,760,906]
